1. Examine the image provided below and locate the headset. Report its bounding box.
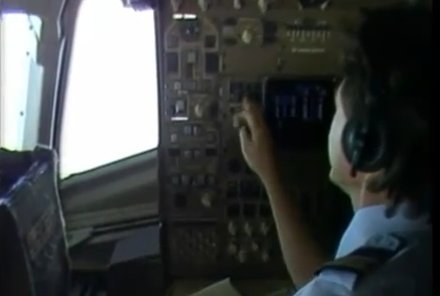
[341,70,390,177]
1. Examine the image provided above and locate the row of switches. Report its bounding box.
[227,180,262,198]
[171,174,216,187]
[169,148,217,158]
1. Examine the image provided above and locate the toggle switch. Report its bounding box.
[174,100,186,116]
[228,221,238,236]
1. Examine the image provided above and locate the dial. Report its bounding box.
[180,20,201,42]
[194,102,218,119]
[194,103,204,118]
[241,29,254,44]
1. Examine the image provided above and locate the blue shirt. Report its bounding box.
[293,204,431,296]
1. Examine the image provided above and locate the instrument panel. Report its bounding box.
[157,0,399,278]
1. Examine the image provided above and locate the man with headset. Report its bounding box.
[235,6,431,296]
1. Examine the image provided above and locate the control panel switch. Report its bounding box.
[258,0,269,13]
[238,249,247,264]
[228,221,238,236]
[174,100,186,115]
[251,241,260,252]
[171,0,183,12]
[198,0,210,11]
[233,0,242,9]
[244,222,253,237]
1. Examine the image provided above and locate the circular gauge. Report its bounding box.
[298,0,331,9]
[180,19,201,42]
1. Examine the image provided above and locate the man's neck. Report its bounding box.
[350,186,389,211]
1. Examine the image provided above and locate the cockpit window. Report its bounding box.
[59,0,159,179]
[0,13,43,151]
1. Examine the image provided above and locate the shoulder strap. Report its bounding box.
[315,234,408,285]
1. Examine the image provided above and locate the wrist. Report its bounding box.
[258,164,281,189]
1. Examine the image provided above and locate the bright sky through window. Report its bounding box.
[59,0,159,178]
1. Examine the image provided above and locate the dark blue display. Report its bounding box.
[263,77,336,149]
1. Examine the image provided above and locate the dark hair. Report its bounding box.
[340,5,431,220]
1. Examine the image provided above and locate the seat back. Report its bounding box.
[0,146,70,296]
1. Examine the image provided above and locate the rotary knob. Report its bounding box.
[194,103,204,118]
[201,192,213,208]
[195,102,218,119]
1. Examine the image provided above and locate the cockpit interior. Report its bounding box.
[0,0,431,295]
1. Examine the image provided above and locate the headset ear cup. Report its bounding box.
[365,120,388,171]
[342,119,363,171]
[342,119,388,173]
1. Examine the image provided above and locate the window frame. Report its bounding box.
[0,18,6,147]
[0,12,44,151]
[53,0,163,180]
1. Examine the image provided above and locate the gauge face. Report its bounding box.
[298,0,331,9]
[180,19,202,42]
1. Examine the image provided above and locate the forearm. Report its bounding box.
[261,169,329,288]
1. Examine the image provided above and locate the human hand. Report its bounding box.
[233,97,278,181]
